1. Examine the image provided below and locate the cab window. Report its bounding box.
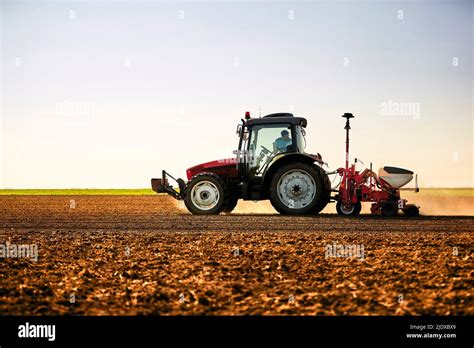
[248,124,292,176]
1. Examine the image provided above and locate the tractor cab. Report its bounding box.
[235,112,324,201]
[237,113,309,177]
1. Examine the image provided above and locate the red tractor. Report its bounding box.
[152,112,419,216]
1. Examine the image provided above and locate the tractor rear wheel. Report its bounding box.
[269,162,327,215]
[336,201,362,216]
[184,173,226,215]
[381,201,398,217]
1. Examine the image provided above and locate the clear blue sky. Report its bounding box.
[0,0,472,188]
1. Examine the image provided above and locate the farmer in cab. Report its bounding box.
[274,129,292,151]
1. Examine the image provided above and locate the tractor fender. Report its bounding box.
[260,153,323,199]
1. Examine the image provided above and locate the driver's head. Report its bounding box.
[281,130,290,139]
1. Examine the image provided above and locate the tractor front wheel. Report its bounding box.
[184,173,226,215]
[336,201,362,216]
[269,162,326,215]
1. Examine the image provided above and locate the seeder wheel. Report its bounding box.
[336,201,361,216]
[381,201,398,217]
[403,204,420,217]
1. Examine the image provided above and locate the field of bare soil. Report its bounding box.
[0,195,472,315]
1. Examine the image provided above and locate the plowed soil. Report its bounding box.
[0,195,472,315]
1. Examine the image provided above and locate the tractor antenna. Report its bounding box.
[259,107,262,118]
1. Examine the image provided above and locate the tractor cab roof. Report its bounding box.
[245,113,307,127]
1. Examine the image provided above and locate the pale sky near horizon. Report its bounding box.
[0,0,472,188]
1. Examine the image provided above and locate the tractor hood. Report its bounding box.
[186,158,238,180]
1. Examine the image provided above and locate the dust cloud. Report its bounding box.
[233,192,474,216]
[173,191,474,216]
